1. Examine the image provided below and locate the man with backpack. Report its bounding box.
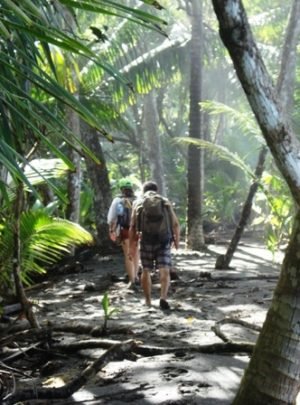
[129,181,180,310]
[107,178,140,288]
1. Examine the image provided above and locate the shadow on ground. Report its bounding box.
[2,237,285,404]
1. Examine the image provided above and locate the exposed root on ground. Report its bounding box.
[211,317,261,343]
[2,340,137,405]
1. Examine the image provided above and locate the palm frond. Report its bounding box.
[0,209,94,286]
[59,0,167,34]
[176,137,255,180]
[0,0,167,193]
[201,100,265,144]
[82,23,190,113]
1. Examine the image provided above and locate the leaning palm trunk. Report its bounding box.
[212,0,300,402]
[233,209,300,404]
[215,0,300,270]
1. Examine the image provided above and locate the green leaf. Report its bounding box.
[101,291,109,315]
[0,210,94,286]
[176,137,255,180]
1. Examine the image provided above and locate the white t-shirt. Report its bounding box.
[107,196,123,225]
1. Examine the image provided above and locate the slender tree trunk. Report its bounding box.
[186,0,205,250]
[66,109,81,224]
[132,104,147,183]
[156,89,188,160]
[212,0,300,402]
[276,0,300,118]
[215,146,268,269]
[0,164,8,207]
[63,8,81,225]
[143,90,166,195]
[13,181,39,328]
[81,121,111,249]
[214,0,300,270]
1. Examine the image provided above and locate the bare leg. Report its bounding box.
[141,269,152,306]
[159,267,170,300]
[121,239,135,282]
[133,248,140,282]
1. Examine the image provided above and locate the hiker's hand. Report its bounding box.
[172,238,179,250]
[109,230,116,242]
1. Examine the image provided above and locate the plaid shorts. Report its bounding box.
[140,241,172,270]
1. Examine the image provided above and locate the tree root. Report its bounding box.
[3,339,137,405]
[1,322,255,359]
[1,322,256,404]
[198,272,279,281]
[51,321,132,337]
[212,317,262,343]
[135,341,254,356]
[52,337,254,356]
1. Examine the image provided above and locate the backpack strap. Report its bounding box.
[163,201,173,242]
[136,197,144,233]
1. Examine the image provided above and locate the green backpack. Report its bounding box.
[136,191,172,244]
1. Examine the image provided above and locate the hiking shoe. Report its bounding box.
[159,299,170,310]
[170,269,179,280]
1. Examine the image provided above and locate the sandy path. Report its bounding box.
[16,239,285,404]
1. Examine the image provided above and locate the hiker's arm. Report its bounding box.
[170,206,180,249]
[108,220,117,241]
[107,199,118,241]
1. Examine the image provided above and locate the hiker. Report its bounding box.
[129,181,180,309]
[107,178,140,287]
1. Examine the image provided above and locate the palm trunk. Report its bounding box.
[215,0,300,270]
[143,90,166,195]
[212,0,300,402]
[233,208,300,404]
[186,0,205,250]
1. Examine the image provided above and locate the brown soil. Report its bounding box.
[1,237,286,404]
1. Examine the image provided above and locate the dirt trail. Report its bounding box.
[2,238,286,404]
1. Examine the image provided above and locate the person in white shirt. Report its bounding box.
[107,178,140,288]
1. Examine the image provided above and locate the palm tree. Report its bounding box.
[212,0,300,402]
[0,0,167,326]
[186,0,205,250]
[215,0,300,269]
